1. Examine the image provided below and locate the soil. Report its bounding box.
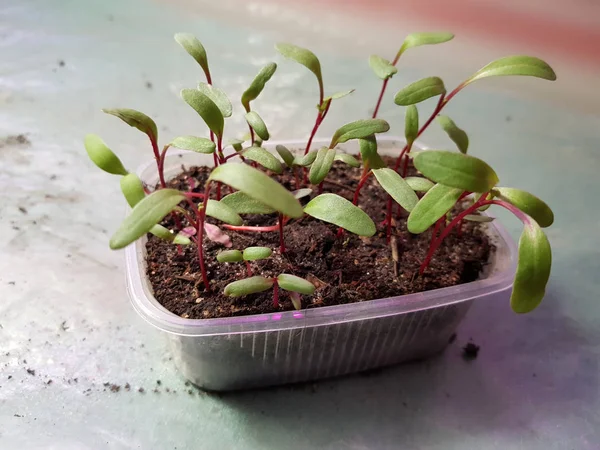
[145,156,494,319]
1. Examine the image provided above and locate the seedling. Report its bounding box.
[224,273,316,309]
[216,246,272,276]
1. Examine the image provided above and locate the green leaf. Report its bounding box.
[334,153,360,168]
[324,89,355,102]
[221,191,276,214]
[109,189,185,249]
[150,224,190,245]
[308,147,336,185]
[405,105,419,144]
[120,173,145,207]
[173,230,192,245]
[407,184,463,233]
[209,164,303,218]
[224,276,274,297]
[275,43,323,98]
[228,138,245,152]
[369,55,398,80]
[511,221,552,313]
[464,214,494,223]
[294,150,318,167]
[330,119,390,148]
[289,291,302,310]
[241,62,277,111]
[198,82,232,118]
[493,187,554,228]
[404,176,434,193]
[466,56,557,86]
[174,33,210,79]
[437,116,469,154]
[372,168,419,212]
[243,246,272,261]
[398,32,454,57]
[244,111,270,141]
[293,188,312,199]
[216,249,243,263]
[84,134,128,176]
[277,274,316,295]
[359,136,386,170]
[414,151,499,193]
[170,135,216,154]
[205,199,243,225]
[102,108,158,146]
[242,146,283,174]
[304,193,376,236]
[276,145,295,167]
[394,77,446,106]
[181,89,224,138]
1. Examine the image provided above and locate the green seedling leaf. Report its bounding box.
[109,189,185,249]
[205,199,243,225]
[324,89,355,102]
[466,56,557,86]
[221,191,276,214]
[209,164,303,218]
[242,62,277,111]
[437,116,469,154]
[174,33,210,79]
[289,291,302,310]
[275,43,323,98]
[224,276,274,297]
[294,150,318,167]
[405,105,418,145]
[414,151,499,193]
[334,153,360,168]
[304,193,376,236]
[404,176,434,193]
[359,136,386,170]
[150,224,190,246]
[464,214,494,223]
[277,274,316,295]
[276,145,295,167]
[493,187,554,227]
[398,32,454,57]
[102,108,158,146]
[407,184,463,233]
[330,119,390,148]
[181,89,224,138]
[216,249,243,263]
[243,246,272,261]
[244,111,270,141]
[84,134,128,176]
[228,138,245,152]
[120,173,145,207]
[394,77,446,106]
[242,146,283,174]
[173,229,192,245]
[372,168,419,212]
[369,55,398,80]
[293,188,313,199]
[170,135,216,154]
[308,147,337,185]
[511,221,552,313]
[198,82,232,118]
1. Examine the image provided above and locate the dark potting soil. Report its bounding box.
[145,156,494,319]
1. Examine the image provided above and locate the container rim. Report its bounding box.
[125,137,517,336]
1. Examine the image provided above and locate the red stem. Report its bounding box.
[278,213,286,253]
[245,261,252,277]
[305,100,331,155]
[372,78,389,119]
[352,168,372,206]
[153,140,167,188]
[195,183,212,291]
[272,281,280,308]
[216,182,222,201]
[185,192,205,199]
[222,218,289,233]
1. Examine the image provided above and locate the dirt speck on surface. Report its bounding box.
[138,387,145,393]
[0,134,30,147]
[26,368,35,376]
[462,342,480,360]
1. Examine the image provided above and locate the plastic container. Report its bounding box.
[125,137,517,391]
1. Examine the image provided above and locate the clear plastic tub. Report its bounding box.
[125,138,517,391]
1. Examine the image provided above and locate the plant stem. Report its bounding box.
[194,183,212,292]
[305,99,331,155]
[153,141,167,188]
[245,261,252,277]
[185,192,205,199]
[272,281,280,308]
[352,168,372,206]
[278,213,286,253]
[222,218,288,233]
[372,78,389,119]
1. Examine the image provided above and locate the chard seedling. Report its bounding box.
[224,273,316,309]
[216,246,272,276]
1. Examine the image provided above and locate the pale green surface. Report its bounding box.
[1,0,599,449]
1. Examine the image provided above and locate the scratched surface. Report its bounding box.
[1,0,599,449]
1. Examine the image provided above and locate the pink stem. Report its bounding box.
[372,78,389,119]
[245,261,252,277]
[352,168,372,206]
[278,213,286,253]
[194,183,212,291]
[272,281,279,308]
[185,192,205,199]
[305,100,331,155]
[222,218,289,233]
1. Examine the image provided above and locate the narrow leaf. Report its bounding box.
[294,150,318,167]
[373,168,419,212]
[289,291,302,310]
[228,138,245,152]
[242,246,272,261]
[174,33,210,79]
[275,43,323,97]
[109,189,185,249]
[150,224,190,245]
[369,55,398,80]
[334,153,360,168]
[511,221,552,313]
[224,276,274,297]
[102,108,158,146]
[198,82,232,118]
[293,188,312,199]
[84,134,128,176]
[308,147,336,185]
[242,146,283,174]
[464,214,494,223]
[437,115,469,154]
[398,32,454,57]
[205,199,243,225]
[404,176,434,193]
[407,184,463,233]
[493,187,554,228]
[466,56,557,85]
[181,89,224,138]
[242,62,277,111]
[244,111,270,141]
[330,119,390,148]
[325,89,355,101]
[209,164,303,218]
[414,151,499,193]
[394,77,446,106]
[277,274,316,295]
[276,145,295,167]
[304,193,376,236]
[359,136,386,170]
[170,136,216,154]
[405,105,419,144]
[221,191,275,214]
[216,249,243,263]
[120,173,145,207]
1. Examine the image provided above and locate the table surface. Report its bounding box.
[1,1,599,449]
